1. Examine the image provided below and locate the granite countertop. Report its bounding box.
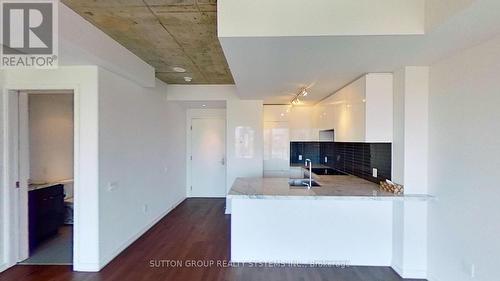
[228,169,432,201]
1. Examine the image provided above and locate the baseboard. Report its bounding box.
[391,263,404,277]
[427,273,443,281]
[225,198,231,214]
[0,257,19,273]
[73,262,101,272]
[0,262,13,273]
[80,197,186,272]
[391,263,428,280]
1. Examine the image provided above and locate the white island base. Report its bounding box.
[231,197,393,266]
[228,177,432,279]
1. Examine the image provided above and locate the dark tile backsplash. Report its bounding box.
[290,142,320,164]
[292,141,391,183]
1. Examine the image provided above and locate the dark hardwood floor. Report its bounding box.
[0,198,423,281]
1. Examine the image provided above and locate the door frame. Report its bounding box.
[2,86,79,269]
[186,109,226,198]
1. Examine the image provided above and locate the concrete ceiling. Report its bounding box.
[61,0,234,85]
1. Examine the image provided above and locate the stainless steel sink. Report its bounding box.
[288,178,321,188]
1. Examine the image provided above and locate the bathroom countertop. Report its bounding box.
[28,179,74,192]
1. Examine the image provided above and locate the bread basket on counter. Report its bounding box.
[379,180,404,195]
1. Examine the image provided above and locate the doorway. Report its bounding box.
[190,117,226,197]
[14,91,75,265]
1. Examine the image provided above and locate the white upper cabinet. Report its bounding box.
[315,73,393,143]
[264,74,393,144]
[288,107,319,141]
[364,74,393,142]
[263,105,319,142]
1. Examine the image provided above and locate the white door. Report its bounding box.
[191,118,226,197]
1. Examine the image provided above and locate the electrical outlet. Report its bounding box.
[372,168,378,178]
[298,155,303,161]
[324,156,328,163]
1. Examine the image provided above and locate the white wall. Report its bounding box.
[166,85,263,213]
[219,0,425,37]
[98,69,186,268]
[427,34,500,281]
[392,68,405,184]
[28,94,74,183]
[0,72,5,272]
[425,0,475,31]
[167,85,263,192]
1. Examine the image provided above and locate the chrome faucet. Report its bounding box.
[304,159,312,189]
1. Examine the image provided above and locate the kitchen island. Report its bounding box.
[228,170,432,267]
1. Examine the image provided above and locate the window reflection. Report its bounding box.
[263,122,290,171]
[235,126,255,159]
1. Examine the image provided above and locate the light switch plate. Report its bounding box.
[324,156,328,163]
[372,168,378,178]
[298,155,303,161]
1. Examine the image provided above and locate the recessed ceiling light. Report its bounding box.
[184,76,192,82]
[202,104,206,107]
[172,67,186,73]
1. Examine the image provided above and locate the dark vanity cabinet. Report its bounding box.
[28,184,65,252]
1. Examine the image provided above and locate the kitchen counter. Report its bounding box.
[228,169,432,201]
[229,168,431,270]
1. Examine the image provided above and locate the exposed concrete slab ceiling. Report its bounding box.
[218,0,493,105]
[62,0,234,84]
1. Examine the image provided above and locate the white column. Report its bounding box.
[392,66,429,279]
